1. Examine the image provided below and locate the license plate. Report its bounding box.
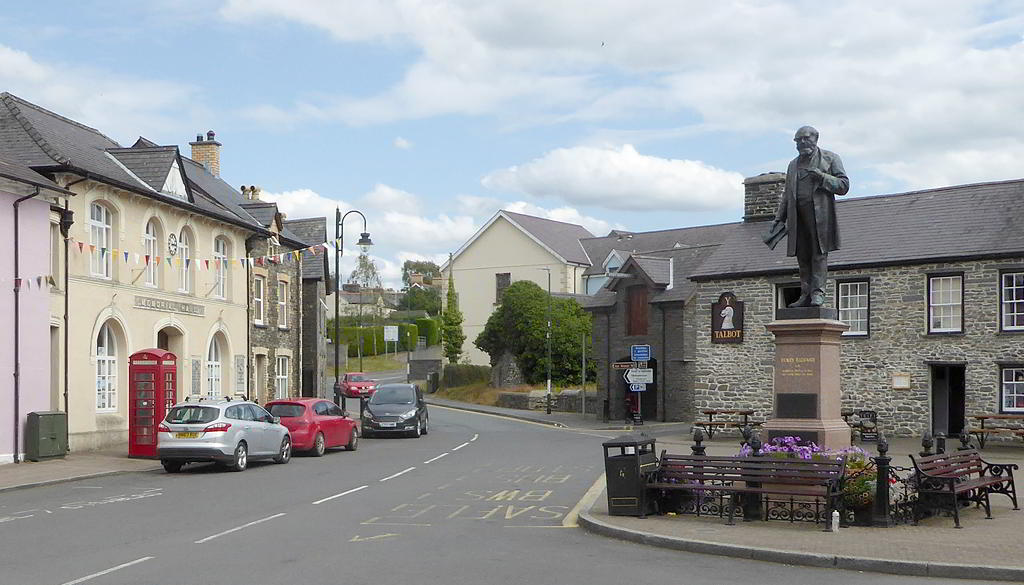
[175,432,199,439]
[379,422,396,428]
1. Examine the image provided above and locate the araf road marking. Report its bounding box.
[350,533,398,542]
[380,467,416,482]
[194,513,285,544]
[470,434,479,442]
[562,472,606,528]
[452,442,469,451]
[60,556,153,585]
[361,517,431,527]
[423,453,449,464]
[313,485,368,505]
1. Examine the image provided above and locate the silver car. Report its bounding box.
[157,399,291,473]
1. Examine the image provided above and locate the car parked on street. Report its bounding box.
[157,398,291,473]
[336,372,378,400]
[266,398,358,456]
[361,383,428,438]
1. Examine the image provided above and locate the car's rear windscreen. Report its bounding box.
[166,406,219,424]
[268,404,305,418]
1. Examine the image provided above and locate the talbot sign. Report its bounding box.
[711,292,744,344]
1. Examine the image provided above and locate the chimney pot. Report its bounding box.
[196,134,203,142]
[207,130,215,140]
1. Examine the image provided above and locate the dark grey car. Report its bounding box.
[361,384,428,438]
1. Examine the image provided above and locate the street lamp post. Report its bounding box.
[334,208,372,409]
[540,267,552,414]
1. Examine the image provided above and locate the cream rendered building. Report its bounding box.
[1,94,271,450]
[442,211,593,365]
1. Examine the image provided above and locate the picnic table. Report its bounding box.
[969,414,1024,448]
[698,409,758,439]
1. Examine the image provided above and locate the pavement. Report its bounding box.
[4,396,1024,581]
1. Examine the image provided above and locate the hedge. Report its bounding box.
[415,317,440,346]
[397,323,419,352]
[442,364,491,388]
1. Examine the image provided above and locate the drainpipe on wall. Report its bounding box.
[12,187,42,463]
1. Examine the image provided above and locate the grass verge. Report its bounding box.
[329,353,405,375]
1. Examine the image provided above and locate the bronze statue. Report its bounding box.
[765,126,850,307]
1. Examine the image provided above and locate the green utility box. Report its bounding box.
[25,411,67,461]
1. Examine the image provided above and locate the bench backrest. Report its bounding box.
[657,452,846,488]
[910,449,984,478]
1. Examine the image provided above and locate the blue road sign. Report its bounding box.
[631,344,651,362]
[629,383,646,392]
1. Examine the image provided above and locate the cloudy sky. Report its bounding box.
[3,1,1022,287]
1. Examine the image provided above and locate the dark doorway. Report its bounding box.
[931,364,966,436]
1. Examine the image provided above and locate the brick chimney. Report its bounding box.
[190,130,221,177]
[743,172,786,222]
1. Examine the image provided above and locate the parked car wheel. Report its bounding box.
[411,420,421,438]
[274,437,292,464]
[346,428,359,451]
[312,432,326,457]
[230,442,248,472]
[422,416,429,435]
[162,460,183,473]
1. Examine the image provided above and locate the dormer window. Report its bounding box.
[161,159,188,200]
[268,235,280,258]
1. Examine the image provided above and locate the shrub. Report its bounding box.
[397,323,419,351]
[442,364,491,388]
[415,317,440,346]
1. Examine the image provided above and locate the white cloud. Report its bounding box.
[393,136,413,149]
[0,44,202,142]
[482,144,743,212]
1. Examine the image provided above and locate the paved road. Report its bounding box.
[0,406,990,585]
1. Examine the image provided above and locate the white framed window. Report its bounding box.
[838,280,869,336]
[213,237,228,299]
[206,337,222,398]
[278,280,288,328]
[95,323,117,411]
[268,235,280,259]
[144,219,159,287]
[928,275,963,333]
[253,276,265,324]
[1001,367,1024,413]
[275,355,289,399]
[89,202,112,278]
[179,231,192,293]
[1001,272,1024,331]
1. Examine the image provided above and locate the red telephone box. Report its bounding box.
[129,349,177,457]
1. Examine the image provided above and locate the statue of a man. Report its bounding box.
[768,126,850,307]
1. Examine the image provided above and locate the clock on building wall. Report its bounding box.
[167,233,178,256]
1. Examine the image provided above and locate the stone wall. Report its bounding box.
[490,350,525,387]
[409,358,441,381]
[301,279,327,397]
[248,236,303,402]
[694,256,1024,437]
[743,172,786,221]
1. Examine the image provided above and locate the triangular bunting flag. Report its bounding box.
[78,242,84,253]
[204,259,210,270]
[89,244,96,253]
[123,251,129,263]
[36,276,43,287]
[47,275,56,287]
[144,254,150,265]
[185,258,191,269]
[166,257,172,267]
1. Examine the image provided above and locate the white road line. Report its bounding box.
[380,467,416,482]
[423,453,449,464]
[563,472,607,528]
[59,556,153,585]
[194,513,286,544]
[312,485,368,505]
[451,442,470,451]
[470,434,479,442]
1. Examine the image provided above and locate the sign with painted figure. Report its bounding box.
[711,292,744,344]
[384,326,399,342]
[630,344,651,361]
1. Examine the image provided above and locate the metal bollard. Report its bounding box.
[871,434,892,527]
[919,431,934,457]
[957,432,973,451]
[691,427,707,456]
[743,434,763,521]
[934,432,946,455]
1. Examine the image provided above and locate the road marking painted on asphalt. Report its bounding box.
[423,453,449,464]
[350,533,398,542]
[59,556,153,585]
[470,434,479,442]
[313,485,368,505]
[416,493,432,500]
[562,472,606,528]
[380,467,416,482]
[361,517,431,526]
[452,442,470,451]
[194,513,286,543]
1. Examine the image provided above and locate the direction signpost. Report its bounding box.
[626,346,652,426]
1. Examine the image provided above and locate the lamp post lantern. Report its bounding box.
[334,207,372,408]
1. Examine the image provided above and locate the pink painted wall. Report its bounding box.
[0,191,52,463]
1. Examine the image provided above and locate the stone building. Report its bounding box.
[284,217,331,398]
[585,172,1024,437]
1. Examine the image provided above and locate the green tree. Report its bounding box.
[348,252,382,289]
[401,260,441,287]
[399,286,441,315]
[475,280,594,385]
[441,272,465,364]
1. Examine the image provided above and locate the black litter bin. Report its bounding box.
[602,433,658,517]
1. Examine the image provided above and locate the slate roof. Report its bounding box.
[690,178,1024,280]
[284,217,329,280]
[240,202,278,227]
[580,222,738,276]
[501,210,594,264]
[583,244,722,308]
[107,146,178,192]
[0,156,71,194]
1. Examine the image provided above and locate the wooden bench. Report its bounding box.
[969,414,1024,448]
[909,449,1019,528]
[649,452,846,526]
[698,409,760,439]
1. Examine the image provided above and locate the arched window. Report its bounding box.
[213,237,228,299]
[96,323,117,411]
[206,336,222,398]
[179,230,192,293]
[144,219,159,287]
[89,202,112,278]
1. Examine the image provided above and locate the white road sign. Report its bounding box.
[384,326,399,342]
[624,368,654,384]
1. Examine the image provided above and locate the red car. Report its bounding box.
[338,372,378,399]
[265,398,358,456]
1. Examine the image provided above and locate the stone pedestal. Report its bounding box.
[763,316,851,451]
